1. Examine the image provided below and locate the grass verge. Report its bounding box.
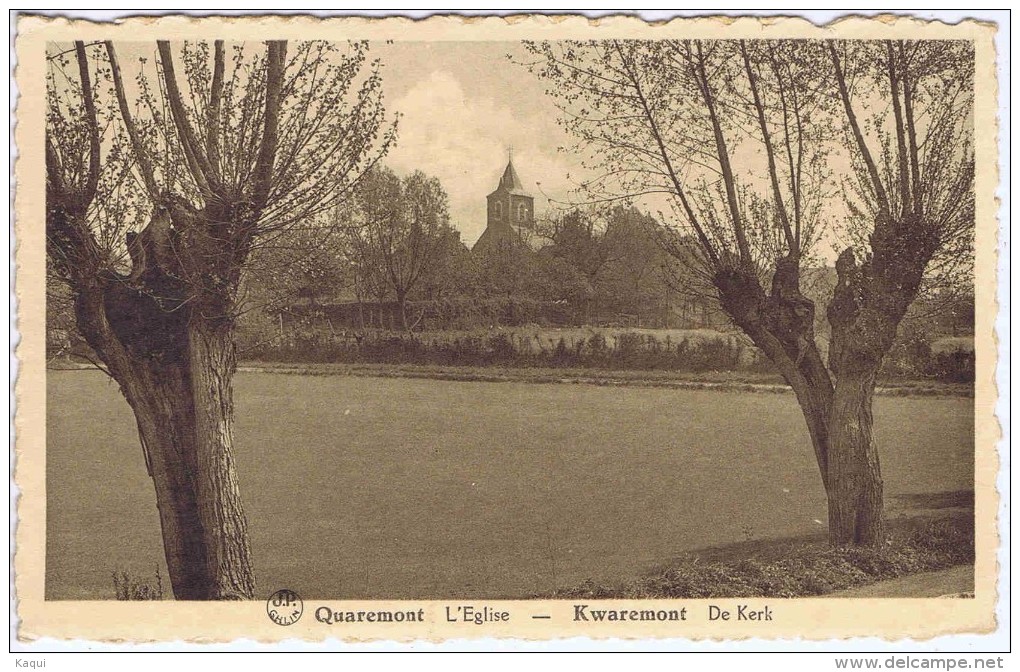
[49,359,973,397]
[550,510,974,599]
[234,361,973,397]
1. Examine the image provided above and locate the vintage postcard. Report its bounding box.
[13,12,1002,645]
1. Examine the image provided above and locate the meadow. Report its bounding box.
[46,370,974,600]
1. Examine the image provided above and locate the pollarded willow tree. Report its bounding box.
[523,38,974,546]
[46,39,395,598]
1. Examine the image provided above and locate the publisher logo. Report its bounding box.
[267,589,303,626]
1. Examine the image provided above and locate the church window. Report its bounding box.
[494,201,502,220]
[518,203,528,221]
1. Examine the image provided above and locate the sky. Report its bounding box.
[372,42,582,247]
[368,42,839,258]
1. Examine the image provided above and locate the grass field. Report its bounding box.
[45,370,974,600]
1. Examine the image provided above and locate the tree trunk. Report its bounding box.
[112,341,255,597]
[110,325,256,599]
[826,364,884,546]
[785,371,834,488]
[73,274,256,600]
[396,292,409,331]
[186,323,256,599]
[823,245,912,548]
[714,259,835,489]
[714,257,882,547]
[120,361,210,599]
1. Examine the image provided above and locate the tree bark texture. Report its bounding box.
[826,363,884,546]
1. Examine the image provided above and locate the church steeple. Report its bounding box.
[486,148,533,202]
[498,155,528,195]
[474,151,536,252]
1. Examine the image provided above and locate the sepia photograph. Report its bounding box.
[13,11,1003,648]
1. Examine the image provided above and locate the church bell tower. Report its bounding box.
[474,149,535,251]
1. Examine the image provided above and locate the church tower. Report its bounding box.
[473,151,535,252]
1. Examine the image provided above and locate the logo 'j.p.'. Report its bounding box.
[267,589,303,626]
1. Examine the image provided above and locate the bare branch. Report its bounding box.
[739,40,796,255]
[691,41,750,265]
[156,40,215,196]
[899,41,923,217]
[74,41,101,206]
[886,41,912,215]
[105,41,160,197]
[207,40,225,172]
[251,41,287,213]
[828,41,891,216]
[614,41,720,266]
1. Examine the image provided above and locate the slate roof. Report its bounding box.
[489,159,531,197]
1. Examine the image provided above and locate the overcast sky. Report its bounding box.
[373,42,581,247]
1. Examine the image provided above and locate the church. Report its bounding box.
[472,153,535,252]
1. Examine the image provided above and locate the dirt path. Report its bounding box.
[832,565,974,597]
